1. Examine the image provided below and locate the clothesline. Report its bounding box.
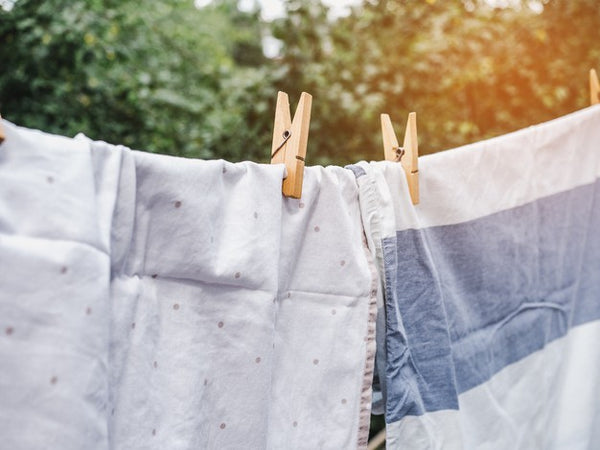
[1,69,597,203]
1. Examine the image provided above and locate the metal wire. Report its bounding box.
[272,130,291,158]
[394,146,405,162]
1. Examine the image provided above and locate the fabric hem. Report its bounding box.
[356,231,379,449]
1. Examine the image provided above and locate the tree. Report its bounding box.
[271,0,600,163]
[0,0,276,161]
[2,0,598,166]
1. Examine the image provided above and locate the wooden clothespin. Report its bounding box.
[381,112,419,204]
[270,91,312,199]
[590,69,599,106]
[0,114,5,144]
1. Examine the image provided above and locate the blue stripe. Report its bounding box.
[345,164,366,178]
[383,179,600,422]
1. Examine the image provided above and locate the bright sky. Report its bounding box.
[0,0,16,11]
[2,0,545,15]
[194,0,364,57]
[195,0,363,21]
[194,0,546,57]
[195,0,545,18]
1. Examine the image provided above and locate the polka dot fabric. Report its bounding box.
[0,120,377,449]
[0,122,121,450]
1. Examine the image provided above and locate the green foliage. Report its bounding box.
[273,0,600,163]
[1,0,599,166]
[0,0,275,161]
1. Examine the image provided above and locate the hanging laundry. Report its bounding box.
[0,120,377,449]
[349,105,600,449]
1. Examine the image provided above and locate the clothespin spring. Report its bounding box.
[393,146,418,173]
[393,146,405,162]
[272,130,306,162]
[271,130,292,159]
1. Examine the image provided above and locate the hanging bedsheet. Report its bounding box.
[0,121,377,449]
[349,105,600,449]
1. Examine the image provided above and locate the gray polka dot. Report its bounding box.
[46,176,54,184]
[5,327,14,335]
[287,292,291,299]
[173,303,180,310]
[111,408,115,416]
[299,202,305,209]
[314,226,320,232]
[255,357,261,364]
[204,379,208,386]
[220,423,226,429]
[131,322,136,329]
[50,376,58,385]
[153,361,158,369]
[174,201,182,208]
[293,421,298,427]
[151,274,158,279]
[234,272,241,279]
[340,260,346,266]
[218,321,224,328]
[313,359,319,365]
[152,428,156,436]
[60,266,68,274]
[331,309,337,315]
[341,398,347,404]
[222,167,227,173]
[86,307,92,315]
[254,212,258,219]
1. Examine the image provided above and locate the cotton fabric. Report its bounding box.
[350,105,600,449]
[0,120,377,449]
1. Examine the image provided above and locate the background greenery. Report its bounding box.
[1,0,599,166]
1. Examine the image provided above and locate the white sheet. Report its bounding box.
[0,121,377,449]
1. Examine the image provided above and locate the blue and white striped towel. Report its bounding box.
[350,105,600,449]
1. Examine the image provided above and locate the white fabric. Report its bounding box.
[0,121,377,449]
